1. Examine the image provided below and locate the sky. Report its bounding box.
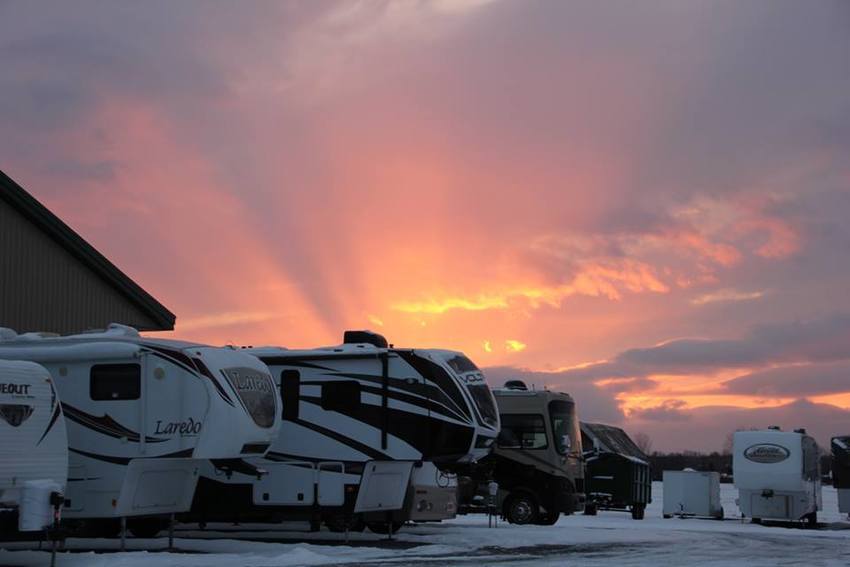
[1,0,848,452]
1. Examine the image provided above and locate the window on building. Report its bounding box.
[321,381,361,413]
[281,370,300,420]
[90,364,141,401]
[497,414,548,450]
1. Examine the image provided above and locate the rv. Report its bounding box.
[459,381,585,525]
[832,436,850,516]
[185,331,499,533]
[0,324,281,537]
[0,360,68,539]
[733,427,821,525]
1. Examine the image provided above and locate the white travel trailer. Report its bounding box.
[186,331,499,533]
[0,360,68,537]
[733,427,821,525]
[0,324,281,537]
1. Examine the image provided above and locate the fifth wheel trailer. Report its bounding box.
[0,360,68,539]
[733,427,821,525]
[0,323,281,537]
[184,331,499,534]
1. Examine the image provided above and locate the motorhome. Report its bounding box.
[459,381,585,525]
[0,324,281,537]
[832,436,850,516]
[0,360,68,538]
[733,427,821,525]
[185,331,499,533]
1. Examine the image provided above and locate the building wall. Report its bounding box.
[0,198,160,334]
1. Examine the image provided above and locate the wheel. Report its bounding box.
[325,514,366,533]
[583,503,598,516]
[365,521,404,534]
[805,512,817,527]
[631,504,645,520]
[504,494,539,525]
[84,518,122,538]
[309,518,322,532]
[128,517,167,538]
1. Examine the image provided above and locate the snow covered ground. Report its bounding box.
[2,483,848,566]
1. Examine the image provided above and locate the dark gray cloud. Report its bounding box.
[724,361,850,397]
[484,366,625,425]
[630,399,850,453]
[560,313,850,381]
[628,400,691,423]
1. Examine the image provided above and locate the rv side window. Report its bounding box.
[498,414,548,450]
[281,370,300,420]
[90,364,141,401]
[321,381,361,413]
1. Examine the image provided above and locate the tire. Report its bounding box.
[631,505,645,520]
[85,518,122,538]
[325,514,366,533]
[583,503,598,516]
[504,494,539,525]
[805,512,817,527]
[365,521,404,535]
[128,517,167,538]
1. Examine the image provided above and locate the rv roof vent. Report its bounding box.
[504,380,528,391]
[794,428,807,434]
[343,330,388,348]
[106,323,141,337]
[768,425,781,431]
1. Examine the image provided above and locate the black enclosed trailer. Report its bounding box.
[580,422,651,519]
[833,436,850,516]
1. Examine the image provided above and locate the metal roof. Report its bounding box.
[0,169,175,331]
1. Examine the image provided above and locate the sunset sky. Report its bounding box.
[1,1,848,451]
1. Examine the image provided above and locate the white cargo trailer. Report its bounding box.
[733,427,821,524]
[662,470,723,519]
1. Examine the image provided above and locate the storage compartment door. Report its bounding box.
[317,462,345,507]
[115,459,200,516]
[252,462,315,506]
[354,461,413,513]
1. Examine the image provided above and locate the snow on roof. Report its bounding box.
[581,421,648,460]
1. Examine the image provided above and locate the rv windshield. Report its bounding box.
[549,400,580,456]
[468,383,499,429]
[446,354,499,429]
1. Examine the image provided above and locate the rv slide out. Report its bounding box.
[0,360,68,539]
[184,330,498,534]
[0,324,281,537]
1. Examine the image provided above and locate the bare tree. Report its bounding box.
[634,432,653,456]
[721,432,734,456]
